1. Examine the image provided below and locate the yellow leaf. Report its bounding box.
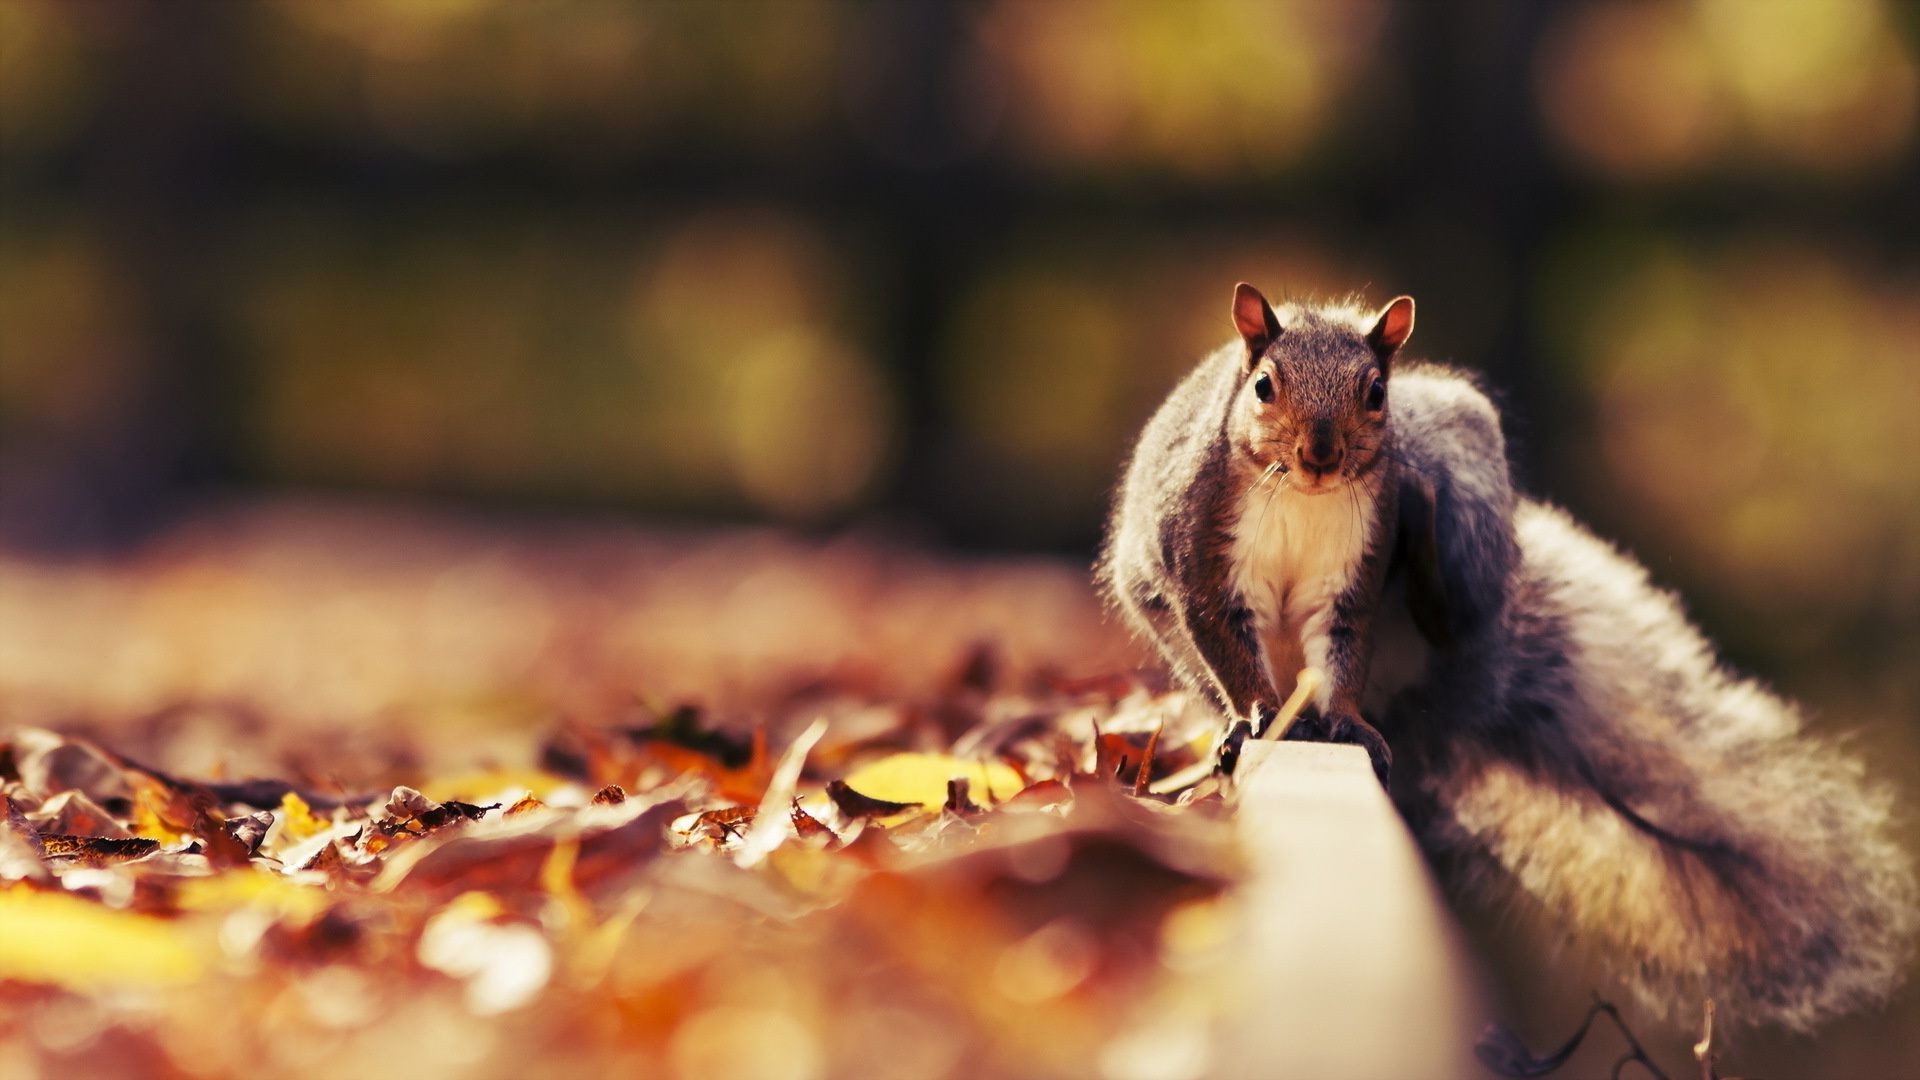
[0,887,204,991]
[442,890,507,922]
[419,768,572,804]
[175,870,329,922]
[768,843,859,902]
[130,786,188,845]
[840,753,1024,811]
[540,837,592,930]
[275,792,330,844]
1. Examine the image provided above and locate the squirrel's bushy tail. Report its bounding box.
[1409,501,1917,1033]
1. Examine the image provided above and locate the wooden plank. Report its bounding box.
[1215,740,1487,1079]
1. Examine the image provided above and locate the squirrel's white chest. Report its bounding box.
[1227,483,1372,694]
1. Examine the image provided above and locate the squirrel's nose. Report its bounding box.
[1300,439,1343,475]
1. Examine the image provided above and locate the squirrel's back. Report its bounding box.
[1101,347,1237,548]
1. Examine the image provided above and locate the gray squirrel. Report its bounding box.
[1098,283,1916,1032]
[1098,283,1444,778]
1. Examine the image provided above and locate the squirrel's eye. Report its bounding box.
[1365,377,1386,411]
[1254,373,1274,403]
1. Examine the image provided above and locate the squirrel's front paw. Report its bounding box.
[1281,704,1334,742]
[1284,707,1392,786]
[1211,719,1254,776]
[1330,713,1392,786]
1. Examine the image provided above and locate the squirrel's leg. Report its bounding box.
[1128,586,1228,710]
[1114,566,1264,771]
[1178,598,1280,775]
[1285,530,1397,785]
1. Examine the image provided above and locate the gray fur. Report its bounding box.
[1385,364,1519,648]
[1378,377,1916,1033]
[1100,298,1917,1032]
[1390,498,1918,1032]
[1094,337,1266,713]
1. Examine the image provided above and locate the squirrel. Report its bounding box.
[1096,283,1424,780]
[1098,283,1917,1033]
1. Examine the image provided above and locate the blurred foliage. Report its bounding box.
[242,0,846,158]
[0,220,137,438]
[232,207,889,520]
[1,0,1916,697]
[978,0,1386,177]
[1545,236,1919,615]
[1539,0,1917,179]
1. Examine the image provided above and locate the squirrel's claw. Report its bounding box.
[1212,719,1253,776]
[1248,700,1279,740]
[1215,705,1390,784]
[1215,702,1277,776]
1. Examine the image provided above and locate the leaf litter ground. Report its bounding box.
[0,502,1255,1080]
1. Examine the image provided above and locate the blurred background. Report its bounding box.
[7,0,1916,722]
[6,0,1919,753]
[2,0,1919,1071]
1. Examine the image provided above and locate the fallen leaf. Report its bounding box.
[24,791,130,839]
[736,717,827,868]
[378,799,686,897]
[0,887,204,991]
[789,802,838,846]
[825,780,919,819]
[686,806,755,844]
[8,729,132,804]
[944,778,984,818]
[40,835,162,864]
[1003,780,1073,812]
[174,869,330,921]
[630,703,756,768]
[226,810,276,856]
[839,753,1023,811]
[274,792,332,844]
[2,801,49,882]
[375,787,499,837]
[419,768,573,805]
[3,796,43,855]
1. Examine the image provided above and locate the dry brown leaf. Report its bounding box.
[40,835,162,864]
[378,799,686,897]
[506,794,548,816]
[686,805,756,844]
[826,780,920,819]
[789,802,839,846]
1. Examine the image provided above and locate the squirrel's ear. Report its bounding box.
[1368,295,1415,364]
[1233,282,1282,361]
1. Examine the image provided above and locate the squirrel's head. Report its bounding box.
[1230,283,1414,495]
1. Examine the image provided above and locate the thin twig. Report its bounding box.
[1593,995,1671,1080]
[1475,995,1674,1080]
[1693,999,1718,1080]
